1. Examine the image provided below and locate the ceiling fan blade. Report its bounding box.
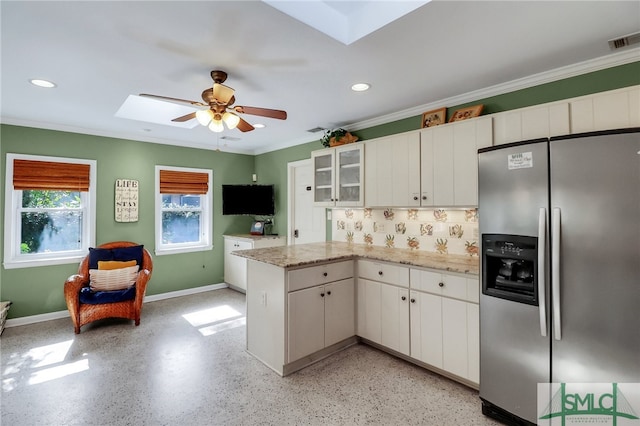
[234,105,287,120]
[236,117,255,132]
[139,93,206,107]
[212,83,235,104]
[171,112,197,122]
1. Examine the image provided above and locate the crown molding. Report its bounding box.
[3,49,638,156]
[0,118,256,155]
[347,48,640,134]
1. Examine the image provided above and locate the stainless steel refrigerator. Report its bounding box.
[477,128,640,425]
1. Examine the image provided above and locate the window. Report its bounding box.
[155,166,213,255]
[3,154,96,269]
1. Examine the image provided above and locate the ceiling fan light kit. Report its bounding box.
[196,109,214,126]
[208,120,224,133]
[140,70,287,135]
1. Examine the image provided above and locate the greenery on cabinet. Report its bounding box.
[321,128,359,148]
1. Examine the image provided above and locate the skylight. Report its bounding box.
[262,0,431,45]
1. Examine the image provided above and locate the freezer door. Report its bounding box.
[550,130,640,383]
[478,140,550,424]
[478,140,549,237]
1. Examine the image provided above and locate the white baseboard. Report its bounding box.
[4,282,230,329]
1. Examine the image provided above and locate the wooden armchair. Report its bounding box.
[64,241,153,334]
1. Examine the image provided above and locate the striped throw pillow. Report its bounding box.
[89,265,138,291]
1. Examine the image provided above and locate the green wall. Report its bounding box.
[1,125,255,318]
[253,140,321,236]
[255,61,639,238]
[2,61,639,320]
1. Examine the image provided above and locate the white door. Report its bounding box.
[288,159,326,245]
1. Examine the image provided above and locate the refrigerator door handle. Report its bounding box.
[552,207,562,340]
[538,208,548,337]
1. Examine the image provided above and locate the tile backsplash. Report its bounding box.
[332,208,479,257]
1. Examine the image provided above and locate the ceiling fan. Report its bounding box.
[140,70,287,133]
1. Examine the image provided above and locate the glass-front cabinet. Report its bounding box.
[312,150,335,205]
[312,144,364,207]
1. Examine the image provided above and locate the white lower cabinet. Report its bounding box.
[467,303,480,384]
[380,284,410,356]
[287,263,355,363]
[357,278,381,343]
[409,290,442,368]
[409,268,480,385]
[224,238,253,289]
[356,260,410,356]
[356,260,479,385]
[441,297,469,378]
[247,259,355,376]
[224,235,285,292]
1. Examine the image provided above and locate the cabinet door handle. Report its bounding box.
[378,271,383,276]
[327,291,331,296]
[438,282,444,287]
[413,196,418,201]
[320,292,325,297]
[401,296,406,301]
[323,272,328,277]
[410,298,416,303]
[422,195,427,200]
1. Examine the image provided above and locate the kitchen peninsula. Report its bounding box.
[234,242,481,387]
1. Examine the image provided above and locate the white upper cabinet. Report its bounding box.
[493,102,570,145]
[316,86,637,209]
[364,132,421,207]
[570,86,640,133]
[311,149,335,206]
[312,144,364,207]
[421,116,493,207]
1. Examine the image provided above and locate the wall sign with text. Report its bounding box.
[115,179,139,222]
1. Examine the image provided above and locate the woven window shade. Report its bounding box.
[160,170,209,194]
[13,159,90,191]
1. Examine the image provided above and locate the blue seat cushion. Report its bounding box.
[88,245,144,270]
[79,286,136,304]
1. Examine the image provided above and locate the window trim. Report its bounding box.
[154,165,213,256]
[3,153,97,269]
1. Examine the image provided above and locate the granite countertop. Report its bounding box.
[233,241,479,275]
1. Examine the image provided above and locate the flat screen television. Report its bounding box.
[222,184,275,216]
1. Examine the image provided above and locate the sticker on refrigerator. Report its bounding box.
[507,152,533,170]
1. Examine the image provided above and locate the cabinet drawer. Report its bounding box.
[357,260,409,287]
[410,269,469,301]
[288,260,354,292]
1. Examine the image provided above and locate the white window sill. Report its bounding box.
[154,244,213,256]
[3,254,85,270]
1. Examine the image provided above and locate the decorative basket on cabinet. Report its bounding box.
[321,128,359,148]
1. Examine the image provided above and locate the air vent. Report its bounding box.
[608,32,640,50]
[306,127,326,133]
[221,136,241,141]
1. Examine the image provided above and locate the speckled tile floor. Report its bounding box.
[1,288,501,426]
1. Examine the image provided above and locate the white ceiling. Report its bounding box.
[1,1,639,155]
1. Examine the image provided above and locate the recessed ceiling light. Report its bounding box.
[254,123,266,129]
[351,83,370,92]
[29,79,57,88]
